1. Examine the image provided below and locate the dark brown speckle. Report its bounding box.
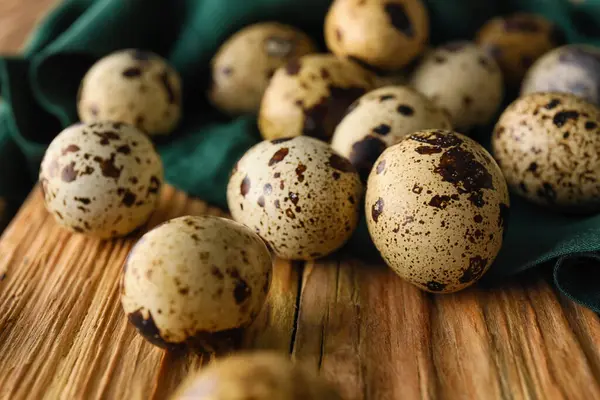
[269,148,289,166]
[241,176,251,197]
[372,197,384,222]
[384,3,414,37]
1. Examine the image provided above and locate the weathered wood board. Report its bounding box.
[1,186,600,400]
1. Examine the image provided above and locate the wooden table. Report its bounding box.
[1,2,600,400]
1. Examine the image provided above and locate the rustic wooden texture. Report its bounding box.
[1,2,600,400]
[1,186,600,399]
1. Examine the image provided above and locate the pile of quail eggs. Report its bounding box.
[36,0,600,396]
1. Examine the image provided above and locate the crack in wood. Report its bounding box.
[289,260,304,355]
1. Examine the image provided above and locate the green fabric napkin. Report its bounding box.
[1,0,600,311]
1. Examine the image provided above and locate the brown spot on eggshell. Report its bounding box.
[128,309,180,350]
[328,153,354,173]
[148,176,160,194]
[92,130,121,146]
[240,176,251,197]
[61,162,78,182]
[295,163,307,182]
[553,110,579,127]
[62,144,80,155]
[93,154,122,179]
[123,67,142,78]
[303,86,368,140]
[459,255,488,283]
[372,197,384,222]
[349,136,387,181]
[397,104,414,116]
[116,144,131,155]
[426,281,447,292]
[376,159,386,174]
[233,280,251,304]
[269,148,289,166]
[384,3,414,37]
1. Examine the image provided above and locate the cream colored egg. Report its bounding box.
[410,42,504,131]
[324,0,429,71]
[227,136,363,260]
[492,92,600,212]
[258,54,376,141]
[331,85,452,180]
[366,129,509,293]
[121,215,272,352]
[78,49,182,136]
[209,22,317,115]
[476,13,565,86]
[39,121,163,239]
[170,351,342,400]
[521,45,600,106]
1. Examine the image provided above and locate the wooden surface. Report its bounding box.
[1,2,600,400]
[1,186,600,399]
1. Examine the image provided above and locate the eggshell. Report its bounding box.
[258,54,376,141]
[492,92,600,213]
[521,45,600,106]
[78,49,182,136]
[476,13,565,86]
[171,351,342,400]
[120,215,272,352]
[331,85,452,180]
[227,136,363,260]
[366,129,509,293]
[209,22,317,116]
[39,121,163,239]
[410,41,504,131]
[324,0,429,71]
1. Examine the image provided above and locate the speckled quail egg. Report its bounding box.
[366,129,509,293]
[77,49,182,136]
[258,54,376,141]
[521,45,600,106]
[492,92,600,213]
[170,351,342,400]
[325,0,429,71]
[410,42,504,131]
[227,136,363,260]
[209,22,317,116]
[39,121,163,239]
[121,215,272,352]
[331,86,452,180]
[476,13,565,86]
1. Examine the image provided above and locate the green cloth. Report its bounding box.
[1,0,600,310]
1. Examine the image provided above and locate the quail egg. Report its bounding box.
[410,41,504,131]
[476,13,565,86]
[324,0,429,71]
[120,215,272,352]
[492,92,600,213]
[258,54,376,141]
[331,86,452,180]
[209,22,317,116]
[521,45,600,106]
[78,49,182,136]
[366,129,509,293]
[39,121,163,239]
[170,351,342,400]
[227,136,363,260]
